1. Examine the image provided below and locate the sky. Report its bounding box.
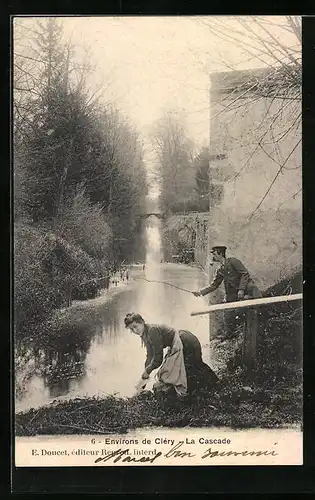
[14,16,299,158]
[61,16,218,150]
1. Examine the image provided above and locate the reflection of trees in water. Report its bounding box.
[42,344,87,398]
[16,321,98,400]
[106,315,119,340]
[99,304,121,342]
[15,343,38,399]
[91,322,103,342]
[49,377,70,398]
[16,300,128,401]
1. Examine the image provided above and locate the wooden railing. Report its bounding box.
[191,293,303,380]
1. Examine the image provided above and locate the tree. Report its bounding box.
[196,16,301,99]
[194,16,301,216]
[14,18,146,245]
[151,110,196,213]
[13,17,148,336]
[194,147,209,207]
[191,16,302,287]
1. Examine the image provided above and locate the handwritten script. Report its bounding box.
[94,440,278,464]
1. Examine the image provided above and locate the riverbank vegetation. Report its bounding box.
[14,18,302,435]
[150,113,218,215]
[14,18,146,342]
[16,362,301,436]
[16,272,302,435]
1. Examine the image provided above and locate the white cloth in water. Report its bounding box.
[135,378,148,394]
[155,330,187,396]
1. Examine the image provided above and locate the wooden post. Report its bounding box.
[68,285,72,307]
[243,308,259,381]
[191,293,303,381]
[66,280,72,307]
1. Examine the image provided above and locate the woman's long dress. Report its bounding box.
[142,324,218,394]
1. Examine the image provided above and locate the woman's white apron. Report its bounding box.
[155,330,188,396]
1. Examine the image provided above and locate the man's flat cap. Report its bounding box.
[210,245,227,253]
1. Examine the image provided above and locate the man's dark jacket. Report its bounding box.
[200,257,261,302]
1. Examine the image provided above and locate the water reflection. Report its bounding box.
[15,328,92,410]
[16,217,211,411]
[137,217,164,321]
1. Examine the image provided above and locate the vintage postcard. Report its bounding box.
[13,15,302,470]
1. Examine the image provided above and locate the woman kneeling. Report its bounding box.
[124,313,219,397]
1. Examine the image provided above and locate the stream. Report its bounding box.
[15,216,213,412]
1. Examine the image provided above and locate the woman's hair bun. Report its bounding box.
[124,312,144,327]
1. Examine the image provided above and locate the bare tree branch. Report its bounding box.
[276,187,302,211]
[249,138,301,219]
[224,94,296,183]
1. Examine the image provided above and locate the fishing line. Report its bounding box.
[133,277,194,294]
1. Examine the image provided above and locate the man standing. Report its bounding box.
[193,246,262,337]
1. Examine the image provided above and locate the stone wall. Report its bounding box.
[163,212,210,268]
[208,69,302,291]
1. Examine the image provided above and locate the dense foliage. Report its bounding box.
[151,112,211,214]
[14,18,146,340]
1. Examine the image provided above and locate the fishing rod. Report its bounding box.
[77,270,196,294]
[133,276,194,294]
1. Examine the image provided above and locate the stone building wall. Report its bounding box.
[208,69,302,292]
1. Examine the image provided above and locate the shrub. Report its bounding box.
[14,222,56,339]
[54,188,112,260]
[14,221,99,341]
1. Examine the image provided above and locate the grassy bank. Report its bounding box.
[15,331,302,436]
[15,271,302,435]
[15,371,301,436]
